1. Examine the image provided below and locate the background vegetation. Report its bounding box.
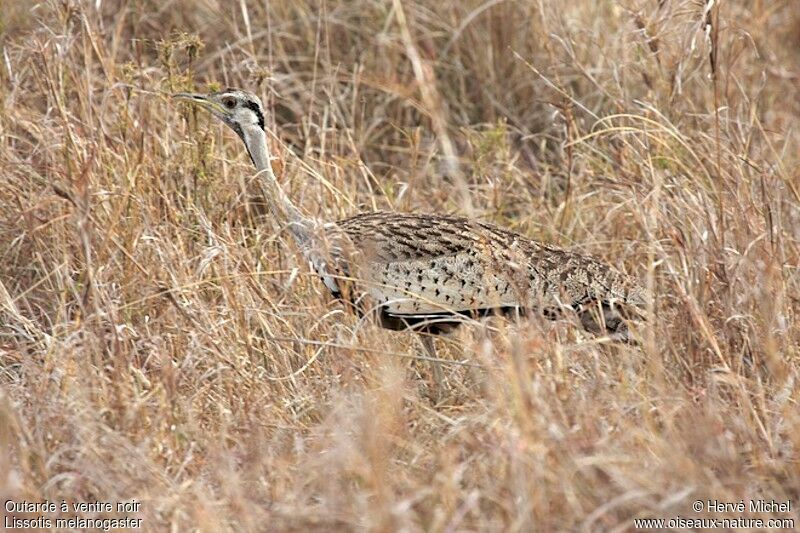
[1,0,798,530]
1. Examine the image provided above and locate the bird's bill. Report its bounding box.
[172,92,227,116]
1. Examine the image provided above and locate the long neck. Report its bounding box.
[239,124,312,244]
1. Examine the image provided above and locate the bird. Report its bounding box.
[174,88,645,391]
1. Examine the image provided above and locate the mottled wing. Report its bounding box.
[331,212,642,323]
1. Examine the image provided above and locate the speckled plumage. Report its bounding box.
[313,211,644,336]
[176,88,644,342]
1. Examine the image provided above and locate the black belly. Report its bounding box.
[327,283,629,338]
[377,306,530,335]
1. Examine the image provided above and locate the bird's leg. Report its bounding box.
[420,335,446,399]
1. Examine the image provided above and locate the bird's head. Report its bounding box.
[173,88,265,140]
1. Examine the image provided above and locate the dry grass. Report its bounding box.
[1,0,799,530]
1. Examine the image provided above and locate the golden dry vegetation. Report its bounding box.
[1,0,799,530]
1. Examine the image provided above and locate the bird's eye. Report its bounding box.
[222,97,236,109]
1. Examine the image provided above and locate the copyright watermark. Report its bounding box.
[633,498,794,530]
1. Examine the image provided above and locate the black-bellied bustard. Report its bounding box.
[175,88,645,391]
